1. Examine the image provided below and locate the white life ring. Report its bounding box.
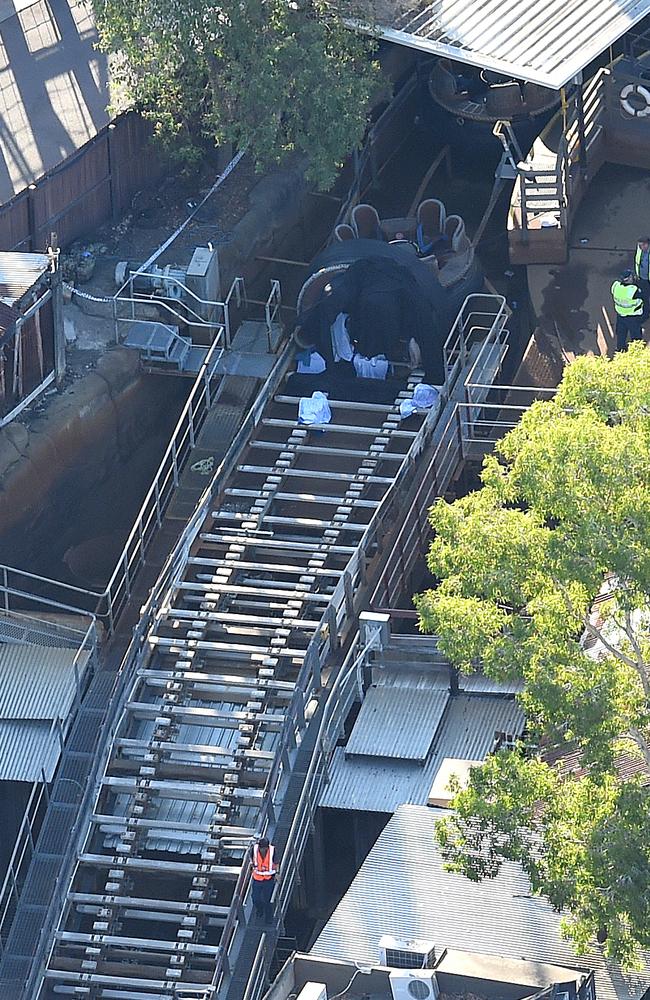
[620,83,650,118]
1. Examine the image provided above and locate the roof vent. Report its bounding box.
[379,935,437,969]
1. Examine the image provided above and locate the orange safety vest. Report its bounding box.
[252,844,277,881]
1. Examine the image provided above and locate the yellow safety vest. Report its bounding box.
[635,246,650,281]
[611,281,643,317]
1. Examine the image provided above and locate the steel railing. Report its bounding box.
[114,272,247,346]
[516,69,607,238]
[19,293,528,997]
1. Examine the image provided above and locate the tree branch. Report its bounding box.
[623,608,650,700]
[627,726,650,768]
[582,621,638,671]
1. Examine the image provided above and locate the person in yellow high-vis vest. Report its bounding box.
[611,270,644,352]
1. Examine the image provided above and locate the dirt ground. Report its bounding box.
[63,153,261,297]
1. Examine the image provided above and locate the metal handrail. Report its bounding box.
[209,301,508,995]
[23,299,523,997]
[224,276,247,347]
[0,611,98,957]
[518,68,607,234]
[264,280,282,350]
[0,779,48,953]
[99,334,224,629]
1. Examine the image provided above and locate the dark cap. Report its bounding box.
[258,837,269,850]
[621,268,634,280]
[639,237,650,244]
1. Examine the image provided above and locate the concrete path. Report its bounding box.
[527,162,650,360]
[0,0,109,201]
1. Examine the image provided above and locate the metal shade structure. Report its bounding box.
[367,0,650,88]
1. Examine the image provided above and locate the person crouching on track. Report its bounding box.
[251,837,279,924]
[611,269,644,352]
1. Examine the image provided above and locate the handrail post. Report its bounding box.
[122,550,131,601]
[520,174,529,243]
[224,303,231,348]
[171,439,180,487]
[154,480,163,527]
[188,403,196,448]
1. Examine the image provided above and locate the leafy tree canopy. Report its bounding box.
[415,343,650,967]
[93,0,379,188]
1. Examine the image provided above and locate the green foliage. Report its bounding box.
[93,0,379,188]
[416,344,650,965]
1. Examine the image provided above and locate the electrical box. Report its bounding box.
[186,246,221,319]
[297,984,327,1000]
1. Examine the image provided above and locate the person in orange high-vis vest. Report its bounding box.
[251,837,279,924]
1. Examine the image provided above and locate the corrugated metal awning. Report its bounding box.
[0,643,89,720]
[345,685,450,761]
[0,721,61,782]
[0,251,49,305]
[0,641,91,783]
[321,693,524,811]
[370,0,650,89]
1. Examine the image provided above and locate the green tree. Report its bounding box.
[94,0,379,188]
[414,343,650,966]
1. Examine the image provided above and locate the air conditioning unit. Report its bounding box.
[297,984,327,1000]
[379,935,436,969]
[493,730,520,751]
[389,969,439,1000]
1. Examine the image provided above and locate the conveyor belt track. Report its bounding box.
[40,373,430,998]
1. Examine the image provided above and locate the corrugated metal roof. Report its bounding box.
[0,720,61,782]
[0,251,49,305]
[345,686,450,761]
[320,693,524,811]
[373,0,650,89]
[458,671,524,695]
[0,642,91,782]
[311,804,650,1000]
[0,643,90,720]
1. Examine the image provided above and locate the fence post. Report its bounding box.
[50,244,66,387]
[27,183,37,252]
[106,123,119,223]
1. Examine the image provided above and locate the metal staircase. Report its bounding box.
[122,322,207,374]
[119,277,284,376]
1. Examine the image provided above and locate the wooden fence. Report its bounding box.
[0,112,166,253]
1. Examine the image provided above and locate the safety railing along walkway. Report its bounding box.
[1,279,283,638]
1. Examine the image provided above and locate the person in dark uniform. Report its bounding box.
[250,837,279,924]
[635,237,650,318]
